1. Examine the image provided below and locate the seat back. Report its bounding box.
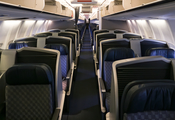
[110,57,174,120]
[123,82,175,120]
[99,39,130,65]
[45,44,68,78]
[46,36,72,70]
[93,29,109,47]
[114,29,127,34]
[66,29,80,46]
[34,32,52,37]
[146,48,175,58]
[48,29,60,32]
[103,48,135,91]
[141,39,168,56]
[5,64,55,119]
[9,37,37,49]
[123,33,142,39]
[58,32,76,60]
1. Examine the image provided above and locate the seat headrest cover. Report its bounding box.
[124,82,175,113]
[15,37,37,42]
[146,48,175,58]
[48,29,60,32]
[9,42,28,49]
[34,32,52,37]
[6,64,54,85]
[123,33,142,39]
[114,29,127,33]
[104,48,135,61]
[44,44,68,55]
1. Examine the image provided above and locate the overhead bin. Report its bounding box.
[0,0,45,10]
[103,0,175,20]
[108,1,124,14]
[0,2,71,20]
[123,0,157,10]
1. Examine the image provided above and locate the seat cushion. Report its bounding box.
[146,48,175,58]
[124,111,175,120]
[124,83,175,114]
[6,85,53,120]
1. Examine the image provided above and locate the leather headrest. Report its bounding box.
[34,32,52,37]
[104,48,135,61]
[123,33,142,39]
[146,48,175,58]
[45,44,68,55]
[124,82,175,113]
[9,42,28,49]
[58,33,74,43]
[48,29,60,32]
[15,37,37,42]
[114,29,127,33]
[6,64,54,85]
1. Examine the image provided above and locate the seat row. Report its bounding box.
[90,27,175,120]
[0,48,63,120]
[105,56,175,120]
[0,25,87,119]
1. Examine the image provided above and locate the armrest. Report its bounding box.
[66,69,72,80]
[0,102,5,113]
[74,57,78,69]
[51,108,60,120]
[135,54,139,57]
[94,57,98,64]
[99,78,106,92]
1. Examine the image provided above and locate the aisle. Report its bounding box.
[64,28,101,120]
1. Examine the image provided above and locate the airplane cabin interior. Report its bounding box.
[0,0,175,120]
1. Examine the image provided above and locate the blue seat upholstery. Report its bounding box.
[140,39,168,56]
[146,48,175,58]
[103,48,135,91]
[9,37,37,49]
[9,42,28,49]
[45,44,68,90]
[5,64,57,120]
[123,82,175,120]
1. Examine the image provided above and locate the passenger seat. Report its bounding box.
[103,48,135,91]
[5,64,60,120]
[146,47,175,58]
[45,44,69,91]
[122,81,175,120]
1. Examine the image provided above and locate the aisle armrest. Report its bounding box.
[52,108,60,120]
[99,78,106,92]
[66,69,72,80]
[97,70,106,113]
[67,62,75,96]
[0,102,5,113]
[74,56,78,69]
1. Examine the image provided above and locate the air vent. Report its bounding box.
[106,5,109,10]
[81,6,92,13]
[114,0,122,5]
[62,5,66,10]
[45,0,56,5]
